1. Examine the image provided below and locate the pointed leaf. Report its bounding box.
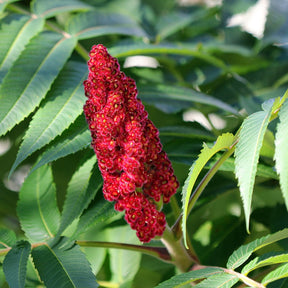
[155,267,224,288]
[0,31,77,137]
[235,99,274,232]
[73,200,116,238]
[67,11,147,40]
[182,133,235,246]
[0,14,44,81]
[31,0,92,18]
[17,165,60,242]
[227,228,288,269]
[3,240,31,288]
[275,99,288,208]
[0,228,16,249]
[31,114,91,172]
[262,263,288,285]
[57,157,98,236]
[242,252,288,275]
[138,84,239,114]
[193,273,238,288]
[107,226,141,285]
[11,61,87,173]
[32,240,98,288]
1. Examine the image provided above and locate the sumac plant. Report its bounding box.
[1,0,288,287]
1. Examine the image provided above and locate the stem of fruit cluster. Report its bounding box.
[160,226,197,272]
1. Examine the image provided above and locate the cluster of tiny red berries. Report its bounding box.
[83,44,179,242]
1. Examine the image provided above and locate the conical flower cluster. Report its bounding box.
[83,44,179,242]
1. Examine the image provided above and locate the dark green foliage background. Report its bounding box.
[0,0,288,287]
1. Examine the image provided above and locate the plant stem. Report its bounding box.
[76,240,172,263]
[160,226,196,272]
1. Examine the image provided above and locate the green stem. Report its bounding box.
[160,226,196,272]
[76,240,172,263]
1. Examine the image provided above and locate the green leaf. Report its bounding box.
[275,99,288,209]
[17,165,60,242]
[57,157,97,236]
[262,263,288,285]
[155,267,224,288]
[73,200,115,238]
[138,84,239,114]
[0,0,18,14]
[182,133,235,247]
[3,240,31,288]
[31,239,98,288]
[109,43,228,70]
[0,228,16,248]
[0,31,77,137]
[0,14,44,81]
[242,252,288,275]
[193,273,238,288]
[107,226,141,285]
[10,61,87,174]
[67,10,147,40]
[234,99,274,232]
[31,0,92,18]
[31,114,91,172]
[227,228,288,269]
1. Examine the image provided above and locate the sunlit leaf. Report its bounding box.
[275,99,288,209]
[3,240,31,288]
[235,99,274,232]
[262,263,288,285]
[193,273,238,288]
[31,0,92,18]
[227,228,288,269]
[0,14,44,81]
[32,239,98,288]
[182,133,235,247]
[17,165,60,242]
[0,31,77,137]
[67,11,147,40]
[155,267,224,288]
[10,61,87,174]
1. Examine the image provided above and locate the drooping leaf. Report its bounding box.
[182,133,235,247]
[107,226,141,285]
[17,165,60,242]
[32,239,98,288]
[56,157,98,236]
[227,228,288,269]
[275,98,288,209]
[3,240,31,288]
[0,228,16,248]
[138,84,239,114]
[10,61,87,174]
[73,200,115,238]
[155,267,224,288]
[193,273,238,288]
[262,263,288,285]
[67,10,147,40]
[242,252,288,275]
[0,14,44,81]
[31,114,90,171]
[235,99,275,232]
[31,0,92,18]
[0,31,76,137]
